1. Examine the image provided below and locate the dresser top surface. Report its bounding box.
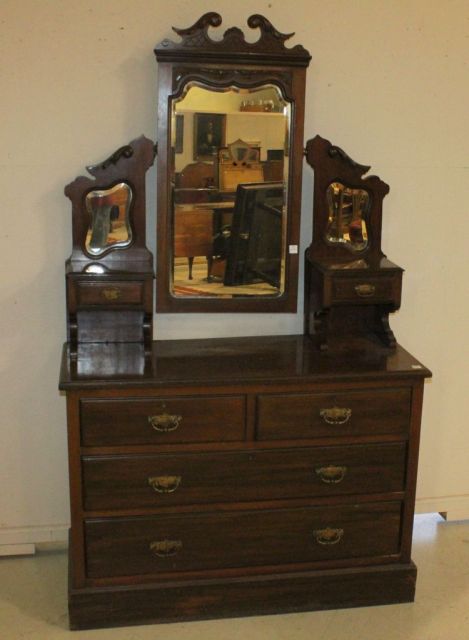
[59,335,431,391]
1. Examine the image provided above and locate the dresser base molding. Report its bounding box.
[68,552,417,630]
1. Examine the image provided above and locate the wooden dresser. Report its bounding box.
[60,16,430,630]
[59,335,430,629]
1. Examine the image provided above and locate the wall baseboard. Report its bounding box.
[416,495,469,521]
[0,525,68,556]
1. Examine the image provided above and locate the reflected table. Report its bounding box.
[174,201,235,280]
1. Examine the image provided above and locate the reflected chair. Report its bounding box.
[173,161,216,279]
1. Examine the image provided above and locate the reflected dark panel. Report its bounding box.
[224,182,284,289]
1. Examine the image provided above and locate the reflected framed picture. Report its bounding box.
[193,113,226,160]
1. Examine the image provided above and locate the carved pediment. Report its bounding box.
[155,13,311,66]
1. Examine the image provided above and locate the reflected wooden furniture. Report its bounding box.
[174,205,213,279]
[175,161,215,203]
[173,201,236,282]
[218,140,264,192]
[60,335,430,629]
[174,161,217,278]
[219,164,264,191]
[262,159,284,182]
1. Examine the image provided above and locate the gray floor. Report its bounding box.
[1,514,468,639]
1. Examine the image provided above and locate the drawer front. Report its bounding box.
[80,396,246,446]
[257,388,411,441]
[85,501,402,578]
[82,443,406,510]
[76,281,144,306]
[331,274,400,305]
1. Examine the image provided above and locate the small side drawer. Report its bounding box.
[257,387,411,440]
[75,281,144,306]
[331,274,401,305]
[82,443,406,510]
[80,395,246,446]
[84,501,402,578]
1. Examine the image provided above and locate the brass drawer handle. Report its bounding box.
[148,413,182,432]
[148,475,182,493]
[313,527,344,546]
[102,286,122,301]
[354,283,376,297]
[150,539,182,557]
[320,407,352,425]
[315,465,347,484]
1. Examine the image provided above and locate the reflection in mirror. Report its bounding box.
[325,182,370,252]
[171,84,290,298]
[219,139,260,164]
[85,182,133,256]
[224,182,284,288]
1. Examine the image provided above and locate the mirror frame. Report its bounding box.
[154,13,311,312]
[305,135,390,264]
[65,135,155,268]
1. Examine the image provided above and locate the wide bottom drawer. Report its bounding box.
[85,501,402,578]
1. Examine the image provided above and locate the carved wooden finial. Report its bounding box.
[247,14,295,49]
[171,11,222,43]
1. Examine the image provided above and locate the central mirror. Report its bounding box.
[154,13,311,312]
[171,84,290,298]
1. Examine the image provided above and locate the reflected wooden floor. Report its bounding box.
[173,257,281,297]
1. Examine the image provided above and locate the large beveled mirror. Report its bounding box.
[172,84,290,298]
[155,13,310,312]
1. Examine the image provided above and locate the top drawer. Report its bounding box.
[257,387,411,440]
[75,281,144,306]
[80,395,246,446]
[331,274,401,306]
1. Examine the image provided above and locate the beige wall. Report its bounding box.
[1,0,468,546]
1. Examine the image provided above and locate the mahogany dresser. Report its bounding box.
[59,335,430,629]
[59,12,431,630]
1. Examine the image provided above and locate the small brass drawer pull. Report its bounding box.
[148,413,182,432]
[150,539,182,558]
[148,475,182,493]
[313,527,344,546]
[102,286,122,301]
[320,407,352,425]
[315,465,347,484]
[354,283,376,297]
